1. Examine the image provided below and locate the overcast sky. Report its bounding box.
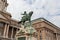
[7,0,60,27]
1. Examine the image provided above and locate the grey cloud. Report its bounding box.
[7,0,60,27]
[23,0,36,5]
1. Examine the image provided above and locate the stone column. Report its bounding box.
[11,27,14,38]
[37,30,40,40]
[56,33,58,40]
[3,23,7,37]
[16,29,18,35]
[42,28,46,40]
[15,28,18,40]
[6,24,9,38]
[26,36,28,40]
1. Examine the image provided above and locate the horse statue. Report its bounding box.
[18,11,33,25]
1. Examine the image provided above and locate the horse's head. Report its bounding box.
[29,11,33,16]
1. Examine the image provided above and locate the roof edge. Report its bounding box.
[31,17,60,30]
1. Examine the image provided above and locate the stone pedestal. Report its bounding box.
[16,34,37,40]
[16,25,37,40]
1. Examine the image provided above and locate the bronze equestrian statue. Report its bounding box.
[18,11,33,25]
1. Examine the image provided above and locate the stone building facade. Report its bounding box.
[0,0,20,40]
[0,0,60,40]
[16,18,60,40]
[32,18,60,40]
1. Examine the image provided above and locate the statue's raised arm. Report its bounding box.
[21,11,27,15]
